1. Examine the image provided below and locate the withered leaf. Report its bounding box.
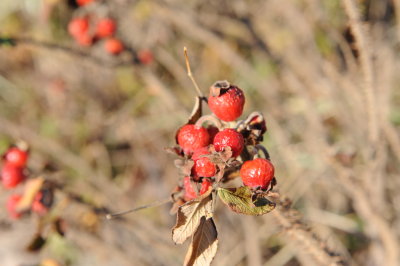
[16,177,45,212]
[188,96,203,124]
[172,189,213,244]
[184,217,218,266]
[217,186,275,216]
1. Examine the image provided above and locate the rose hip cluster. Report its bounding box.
[172,81,275,205]
[1,146,51,219]
[67,0,153,63]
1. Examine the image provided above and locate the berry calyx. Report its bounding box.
[68,17,89,38]
[240,158,274,190]
[208,82,245,122]
[6,194,22,219]
[4,147,28,167]
[191,147,216,178]
[95,18,116,39]
[213,128,244,157]
[1,162,25,189]
[177,124,210,154]
[104,38,124,55]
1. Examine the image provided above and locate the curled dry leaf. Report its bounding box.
[184,217,218,266]
[172,188,213,244]
[217,186,275,216]
[16,177,45,212]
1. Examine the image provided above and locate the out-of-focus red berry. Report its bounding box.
[76,0,95,6]
[31,192,48,215]
[104,38,124,55]
[177,124,210,155]
[68,17,89,38]
[138,50,153,65]
[6,194,22,219]
[95,18,116,39]
[208,85,245,122]
[75,33,93,46]
[213,128,244,157]
[4,147,28,167]
[1,162,25,189]
[191,147,216,178]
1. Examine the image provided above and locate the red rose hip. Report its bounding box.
[177,124,210,154]
[240,158,274,189]
[4,147,28,167]
[104,38,124,55]
[96,18,116,38]
[191,147,216,178]
[208,84,245,122]
[1,162,25,189]
[7,194,23,219]
[213,128,244,157]
[68,17,89,38]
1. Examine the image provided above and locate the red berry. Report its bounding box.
[76,0,95,6]
[75,33,93,46]
[213,129,244,157]
[4,147,28,167]
[6,194,22,219]
[68,17,89,38]
[199,178,212,195]
[183,176,197,201]
[240,158,274,189]
[208,85,245,122]
[207,126,219,143]
[1,162,25,189]
[96,18,116,39]
[31,192,48,215]
[177,124,210,154]
[191,147,216,178]
[104,38,124,55]
[138,50,153,65]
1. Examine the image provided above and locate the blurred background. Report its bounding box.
[0,0,399,265]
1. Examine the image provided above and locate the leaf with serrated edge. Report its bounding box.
[172,188,213,244]
[184,217,218,266]
[217,186,275,216]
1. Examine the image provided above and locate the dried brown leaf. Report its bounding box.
[184,217,218,266]
[172,189,213,244]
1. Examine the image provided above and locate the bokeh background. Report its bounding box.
[0,0,400,265]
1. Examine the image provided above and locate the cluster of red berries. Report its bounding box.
[172,80,275,205]
[1,146,51,219]
[67,0,153,63]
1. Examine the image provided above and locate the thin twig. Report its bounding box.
[106,197,172,220]
[184,47,203,97]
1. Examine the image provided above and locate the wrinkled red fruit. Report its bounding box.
[4,147,28,167]
[240,158,274,189]
[104,38,124,55]
[76,0,95,6]
[96,18,116,38]
[31,192,48,215]
[208,85,245,122]
[7,194,22,219]
[1,162,25,189]
[68,17,89,38]
[191,147,216,178]
[213,128,244,157]
[138,50,154,65]
[183,177,212,201]
[177,124,210,154]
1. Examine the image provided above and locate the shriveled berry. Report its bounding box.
[240,158,274,189]
[199,178,212,195]
[1,162,25,189]
[208,84,245,122]
[183,176,197,201]
[177,124,210,154]
[213,128,244,157]
[7,194,22,219]
[96,18,116,38]
[4,147,28,167]
[191,147,216,178]
[104,38,124,55]
[68,17,89,38]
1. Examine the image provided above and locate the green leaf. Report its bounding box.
[217,186,275,216]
